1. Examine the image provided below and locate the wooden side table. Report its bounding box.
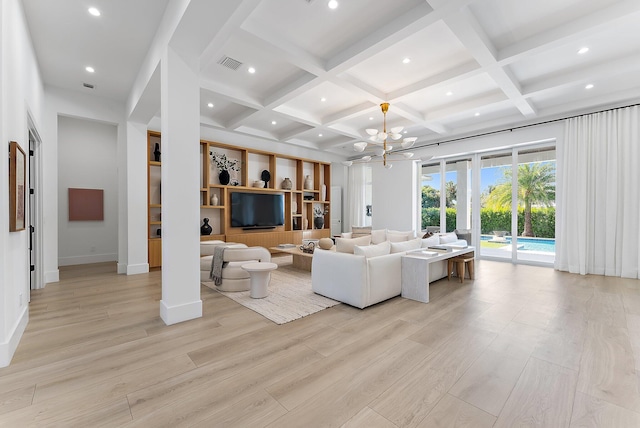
[241,262,278,298]
[448,255,475,283]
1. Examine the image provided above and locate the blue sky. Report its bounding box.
[423,166,506,193]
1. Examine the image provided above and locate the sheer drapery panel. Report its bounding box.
[556,106,640,277]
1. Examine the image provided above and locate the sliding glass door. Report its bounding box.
[480,153,513,260]
[421,144,556,266]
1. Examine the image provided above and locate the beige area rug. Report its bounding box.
[215,256,340,325]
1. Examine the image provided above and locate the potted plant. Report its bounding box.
[210,151,240,185]
[313,206,328,229]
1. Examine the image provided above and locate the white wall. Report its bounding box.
[0,0,45,367]
[57,116,118,266]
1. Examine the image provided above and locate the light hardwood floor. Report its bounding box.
[2,257,640,427]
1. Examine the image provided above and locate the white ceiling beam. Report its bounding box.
[197,0,264,71]
[199,78,263,110]
[443,7,536,117]
[388,60,481,101]
[262,73,324,108]
[426,91,508,121]
[499,2,640,65]
[323,102,378,126]
[522,56,640,97]
[391,103,448,135]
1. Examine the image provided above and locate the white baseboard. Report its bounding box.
[126,263,149,275]
[45,269,60,284]
[117,263,127,274]
[160,299,202,325]
[58,253,117,266]
[0,306,29,368]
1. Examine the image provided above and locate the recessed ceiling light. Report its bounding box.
[320,97,326,102]
[585,83,594,89]
[318,133,323,137]
[402,58,411,64]
[578,47,589,55]
[85,66,95,73]
[369,117,373,121]
[328,0,338,9]
[446,91,453,96]
[207,102,214,108]
[271,120,277,125]
[474,112,480,117]
[88,7,101,16]
[248,67,256,74]
[403,130,408,134]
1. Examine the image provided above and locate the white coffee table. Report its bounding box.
[242,262,278,299]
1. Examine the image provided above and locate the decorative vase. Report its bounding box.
[201,218,212,235]
[210,193,219,206]
[314,217,324,229]
[304,218,309,230]
[282,177,292,190]
[321,184,326,201]
[304,175,313,190]
[219,170,230,185]
[153,143,161,162]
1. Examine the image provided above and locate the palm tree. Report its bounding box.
[486,163,555,236]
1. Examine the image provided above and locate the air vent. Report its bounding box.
[83,83,95,89]
[217,56,243,71]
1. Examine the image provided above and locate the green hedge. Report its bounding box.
[422,207,556,237]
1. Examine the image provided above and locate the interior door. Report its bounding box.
[330,186,342,236]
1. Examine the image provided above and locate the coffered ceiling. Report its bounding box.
[23,0,640,158]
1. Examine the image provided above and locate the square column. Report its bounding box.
[159,46,202,325]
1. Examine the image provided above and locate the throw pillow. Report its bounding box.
[354,241,391,258]
[351,226,372,238]
[390,238,422,253]
[370,229,387,244]
[341,232,352,239]
[336,235,372,253]
[387,229,415,239]
[421,234,440,248]
[439,232,458,244]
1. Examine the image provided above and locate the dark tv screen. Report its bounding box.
[230,192,285,228]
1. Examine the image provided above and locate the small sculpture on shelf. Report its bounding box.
[153,143,161,162]
[261,170,270,188]
[201,218,212,235]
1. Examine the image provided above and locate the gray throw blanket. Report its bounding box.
[209,246,226,286]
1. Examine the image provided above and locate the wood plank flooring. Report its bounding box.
[2,258,640,427]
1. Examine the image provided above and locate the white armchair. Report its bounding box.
[200,243,271,292]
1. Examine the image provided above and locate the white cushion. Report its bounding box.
[341,232,352,239]
[370,229,387,244]
[354,241,391,258]
[336,235,372,253]
[439,232,458,244]
[390,238,422,253]
[387,232,409,242]
[387,229,416,241]
[351,226,372,238]
[421,235,440,248]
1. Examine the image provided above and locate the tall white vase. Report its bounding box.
[321,184,326,201]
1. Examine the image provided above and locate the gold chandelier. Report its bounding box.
[349,103,417,169]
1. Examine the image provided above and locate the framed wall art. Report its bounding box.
[9,141,26,232]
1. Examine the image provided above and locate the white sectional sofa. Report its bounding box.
[311,229,467,308]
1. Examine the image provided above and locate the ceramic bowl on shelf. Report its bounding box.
[253,180,265,188]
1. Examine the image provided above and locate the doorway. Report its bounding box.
[28,115,44,291]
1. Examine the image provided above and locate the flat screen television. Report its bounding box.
[230,192,285,229]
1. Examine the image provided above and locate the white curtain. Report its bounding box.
[348,164,367,228]
[556,105,640,278]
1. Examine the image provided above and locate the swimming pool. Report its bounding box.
[480,235,556,253]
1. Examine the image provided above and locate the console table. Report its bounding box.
[401,247,475,303]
